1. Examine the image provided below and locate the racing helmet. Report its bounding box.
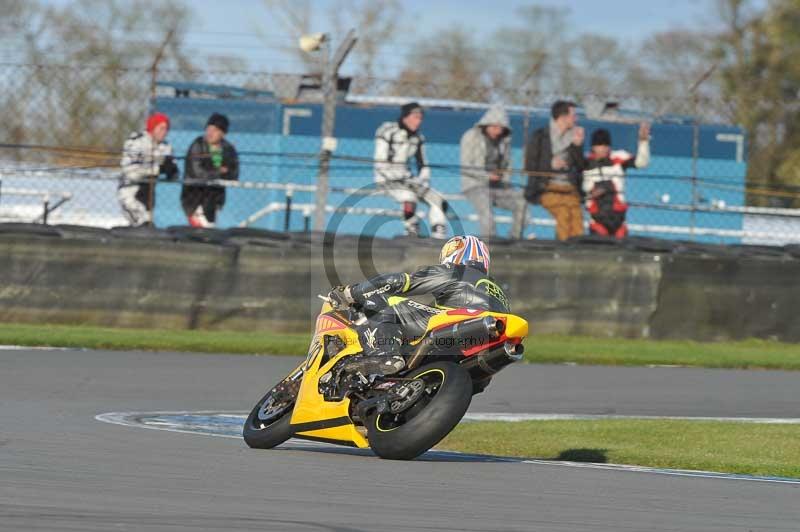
[439,235,490,272]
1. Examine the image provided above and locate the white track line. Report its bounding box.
[463,413,800,424]
[0,345,74,351]
[95,410,800,485]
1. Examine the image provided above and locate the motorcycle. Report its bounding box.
[243,296,529,460]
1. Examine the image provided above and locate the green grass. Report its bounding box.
[522,335,800,370]
[438,419,800,478]
[0,322,309,355]
[2,322,800,370]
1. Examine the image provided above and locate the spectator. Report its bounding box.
[582,123,651,238]
[524,100,585,240]
[460,104,526,239]
[118,112,178,226]
[182,113,239,228]
[374,102,448,239]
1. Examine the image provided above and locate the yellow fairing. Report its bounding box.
[289,307,369,448]
[287,304,528,448]
[503,314,529,339]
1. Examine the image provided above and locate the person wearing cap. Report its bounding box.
[460,104,527,239]
[581,123,651,238]
[118,112,179,226]
[182,113,239,228]
[374,102,448,239]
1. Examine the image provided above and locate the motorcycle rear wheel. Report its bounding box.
[366,361,472,460]
[243,381,296,449]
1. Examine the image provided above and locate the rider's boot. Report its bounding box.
[345,323,406,377]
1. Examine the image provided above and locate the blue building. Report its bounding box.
[153,82,747,242]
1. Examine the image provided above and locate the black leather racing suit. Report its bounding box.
[346,262,510,357]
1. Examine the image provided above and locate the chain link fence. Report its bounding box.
[0,63,795,245]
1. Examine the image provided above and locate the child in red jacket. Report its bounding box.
[581,123,650,238]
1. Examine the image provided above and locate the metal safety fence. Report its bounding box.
[0,63,798,245]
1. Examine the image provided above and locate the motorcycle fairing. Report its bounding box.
[288,302,528,449]
[289,302,370,448]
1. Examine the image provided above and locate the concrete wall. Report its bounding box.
[1,225,798,342]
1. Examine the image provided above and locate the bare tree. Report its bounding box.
[259,0,320,72]
[328,0,400,81]
[0,1,49,153]
[488,5,573,102]
[391,28,493,101]
[260,0,400,81]
[570,33,631,96]
[6,0,195,160]
[621,30,718,116]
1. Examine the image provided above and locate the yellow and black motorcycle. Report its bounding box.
[243,297,528,460]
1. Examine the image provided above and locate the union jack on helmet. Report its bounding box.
[439,235,491,272]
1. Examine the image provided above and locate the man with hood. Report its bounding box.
[460,104,526,239]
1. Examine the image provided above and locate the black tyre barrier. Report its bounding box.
[0,222,61,238]
[109,225,176,241]
[2,223,800,340]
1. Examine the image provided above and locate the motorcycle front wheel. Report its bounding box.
[366,361,472,460]
[242,379,297,449]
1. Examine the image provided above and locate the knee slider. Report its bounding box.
[403,202,417,220]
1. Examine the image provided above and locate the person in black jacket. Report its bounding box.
[327,235,508,377]
[182,113,239,227]
[524,100,585,240]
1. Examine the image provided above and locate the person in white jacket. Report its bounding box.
[374,102,448,239]
[581,123,650,238]
[118,112,178,226]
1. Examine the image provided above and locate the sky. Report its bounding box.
[37,0,744,76]
[180,0,716,73]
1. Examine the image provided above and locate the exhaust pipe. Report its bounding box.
[460,341,524,379]
[406,316,504,370]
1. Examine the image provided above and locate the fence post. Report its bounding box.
[688,64,717,241]
[146,27,175,226]
[284,186,293,232]
[312,30,357,233]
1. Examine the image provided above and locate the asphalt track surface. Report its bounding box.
[2,348,799,531]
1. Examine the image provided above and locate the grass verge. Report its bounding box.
[0,322,309,355]
[2,322,800,370]
[523,335,800,370]
[438,419,800,478]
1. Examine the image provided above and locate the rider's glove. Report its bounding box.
[328,285,354,309]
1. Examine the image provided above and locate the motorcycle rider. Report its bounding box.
[328,235,509,376]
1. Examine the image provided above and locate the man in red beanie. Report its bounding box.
[118,112,179,226]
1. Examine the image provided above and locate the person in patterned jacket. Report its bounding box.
[581,123,650,238]
[374,102,448,239]
[118,112,179,226]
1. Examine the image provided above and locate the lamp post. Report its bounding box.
[300,30,357,233]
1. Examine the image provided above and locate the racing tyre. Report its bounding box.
[243,380,296,449]
[366,361,472,460]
